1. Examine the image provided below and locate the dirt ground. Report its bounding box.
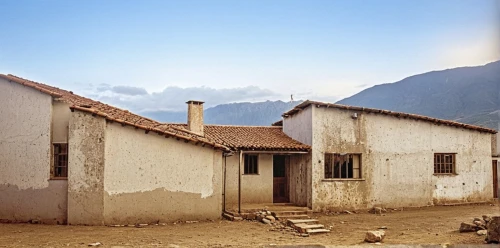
[0,204,499,247]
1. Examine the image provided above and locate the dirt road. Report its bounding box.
[0,204,498,247]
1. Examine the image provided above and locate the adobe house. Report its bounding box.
[0,74,310,225]
[0,74,497,225]
[280,101,497,210]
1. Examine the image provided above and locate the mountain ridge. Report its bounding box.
[143,60,499,129]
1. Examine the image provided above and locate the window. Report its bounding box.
[53,143,68,178]
[324,153,361,179]
[244,154,258,174]
[434,153,455,174]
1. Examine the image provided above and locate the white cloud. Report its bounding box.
[85,84,281,112]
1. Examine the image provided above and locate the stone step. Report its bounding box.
[272,210,309,216]
[287,219,319,225]
[222,212,234,221]
[275,214,310,220]
[306,228,331,234]
[293,224,325,233]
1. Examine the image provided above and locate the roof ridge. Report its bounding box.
[204,124,281,128]
[284,100,497,134]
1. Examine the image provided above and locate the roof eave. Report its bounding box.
[69,105,231,152]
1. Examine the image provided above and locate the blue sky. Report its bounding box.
[0,0,499,112]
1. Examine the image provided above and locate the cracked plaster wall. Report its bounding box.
[102,123,223,224]
[0,78,67,223]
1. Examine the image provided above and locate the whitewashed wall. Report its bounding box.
[283,107,313,207]
[224,152,273,207]
[0,78,67,224]
[103,123,223,224]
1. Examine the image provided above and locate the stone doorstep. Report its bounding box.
[306,228,331,234]
[275,214,310,220]
[287,219,319,225]
[272,210,309,216]
[293,224,325,233]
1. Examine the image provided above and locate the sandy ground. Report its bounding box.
[0,204,499,247]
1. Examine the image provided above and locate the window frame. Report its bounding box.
[243,154,259,175]
[52,143,69,179]
[324,153,362,180]
[433,153,456,175]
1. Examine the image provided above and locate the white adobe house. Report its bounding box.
[0,74,310,225]
[0,74,497,225]
[280,101,498,210]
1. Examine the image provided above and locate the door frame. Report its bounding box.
[273,155,289,203]
[493,160,498,199]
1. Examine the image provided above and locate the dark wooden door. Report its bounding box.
[493,160,498,198]
[273,155,289,203]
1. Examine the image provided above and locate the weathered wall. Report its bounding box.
[224,152,273,207]
[288,154,311,207]
[67,111,106,225]
[283,106,313,207]
[103,123,222,224]
[493,133,499,157]
[307,107,493,211]
[52,101,71,143]
[0,78,67,223]
[283,106,313,146]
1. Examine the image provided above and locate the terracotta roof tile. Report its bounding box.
[283,100,497,134]
[0,74,229,151]
[169,124,311,151]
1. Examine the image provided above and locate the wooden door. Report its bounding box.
[273,155,289,203]
[493,160,498,198]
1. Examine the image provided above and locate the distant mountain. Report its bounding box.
[145,61,499,129]
[142,100,302,126]
[337,60,500,130]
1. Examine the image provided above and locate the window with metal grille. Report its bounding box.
[324,153,361,179]
[53,143,68,178]
[244,154,258,174]
[434,153,455,174]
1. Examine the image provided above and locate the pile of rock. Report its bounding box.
[459,215,489,234]
[254,210,276,224]
[459,215,500,244]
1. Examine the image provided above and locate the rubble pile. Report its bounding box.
[459,215,500,244]
[459,216,488,233]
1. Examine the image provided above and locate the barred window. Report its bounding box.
[53,143,68,178]
[434,153,455,174]
[325,153,361,179]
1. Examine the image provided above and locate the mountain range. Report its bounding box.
[143,100,303,126]
[338,60,499,130]
[143,60,499,129]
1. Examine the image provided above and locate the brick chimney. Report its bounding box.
[186,100,204,136]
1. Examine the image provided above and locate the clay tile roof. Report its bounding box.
[168,124,311,151]
[283,100,497,134]
[0,74,230,151]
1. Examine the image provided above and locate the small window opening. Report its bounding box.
[324,153,361,179]
[53,143,68,178]
[244,154,258,174]
[434,153,456,174]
